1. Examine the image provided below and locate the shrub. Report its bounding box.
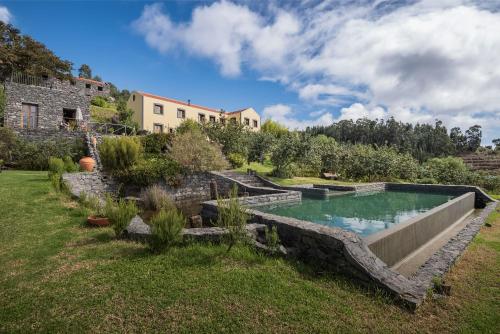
[140,185,176,211]
[0,127,18,163]
[176,119,202,134]
[141,133,172,154]
[79,192,105,217]
[227,152,246,168]
[104,195,139,236]
[91,96,109,108]
[148,208,186,253]
[63,156,79,172]
[49,173,62,192]
[48,157,65,178]
[170,130,229,172]
[422,157,469,184]
[264,225,280,254]
[99,136,141,171]
[113,157,182,187]
[270,132,301,178]
[216,185,249,252]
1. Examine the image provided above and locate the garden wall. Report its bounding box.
[62,172,117,198]
[13,128,86,144]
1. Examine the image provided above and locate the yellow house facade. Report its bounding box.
[127,91,260,133]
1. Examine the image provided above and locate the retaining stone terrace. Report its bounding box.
[254,175,330,198]
[4,77,109,130]
[62,172,117,199]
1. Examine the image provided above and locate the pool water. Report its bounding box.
[257,190,455,237]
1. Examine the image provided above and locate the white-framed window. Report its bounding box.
[177,108,186,119]
[153,123,164,133]
[153,104,164,115]
[21,103,39,129]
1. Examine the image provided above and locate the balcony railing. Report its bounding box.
[61,118,136,136]
[9,72,55,88]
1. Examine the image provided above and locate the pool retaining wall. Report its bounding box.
[365,192,475,266]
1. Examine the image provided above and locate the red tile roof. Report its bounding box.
[74,77,105,86]
[138,91,246,114]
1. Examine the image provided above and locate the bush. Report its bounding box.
[79,192,106,217]
[227,152,246,168]
[104,195,139,236]
[216,185,249,252]
[99,137,141,171]
[113,157,182,187]
[14,138,85,170]
[264,225,280,254]
[270,132,301,178]
[63,156,79,172]
[48,157,65,178]
[148,208,186,253]
[91,96,109,108]
[49,173,62,192]
[422,157,469,184]
[170,130,229,172]
[140,185,176,211]
[141,133,172,154]
[0,127,18,163]
[176,119,202,134]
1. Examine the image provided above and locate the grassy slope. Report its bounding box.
[0,171,498,333]
[90,105,117,123]
[233,162,357,186]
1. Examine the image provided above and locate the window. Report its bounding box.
[220,118,226,125]
[198,113,206,123]
[85,83,91,89]
[177,108,185,119]
[169,128,174,134]
[230,118,237,124]
[253,120,258,128]
[153,104,164,115]
[153,123,164,133]
[209,115,216,123]
[244,118,250,126]
[97,86,103,91]
[132,94,136,101]
[21,103,39,129]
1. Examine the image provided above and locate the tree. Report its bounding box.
[261,119,288,138]
[492,138,500,151]
[92,75,102,82]
[78,64,92,79]
[450,127,467,153]
[0,22,72,80]
[465,125,482,152]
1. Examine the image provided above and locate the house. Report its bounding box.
[127,91,261,133]
[3,72,110,131]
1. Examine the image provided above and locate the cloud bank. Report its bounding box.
[0,6,12,23]
[134,0,500,142]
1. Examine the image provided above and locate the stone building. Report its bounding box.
[3,73,110,131]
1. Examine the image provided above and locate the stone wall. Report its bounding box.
[13,128,86,145]
[255,175,330,198]
[4,76,109,130]
[62,172,117,199]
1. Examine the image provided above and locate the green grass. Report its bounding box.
[90,105,117,122]
[1,170,499,333]
[233,161,357,186]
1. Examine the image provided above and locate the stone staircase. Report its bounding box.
[218,171,268,188]
[85,132,102,171]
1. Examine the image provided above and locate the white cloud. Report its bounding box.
[0,6,12,23]
[338,103,387,121]
[134,0,500,143]
[262,104,334,130]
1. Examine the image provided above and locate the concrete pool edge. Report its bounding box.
[365,192,476,267]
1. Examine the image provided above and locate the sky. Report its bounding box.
[1,0,499,144]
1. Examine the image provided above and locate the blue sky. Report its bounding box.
[1,1,499,144]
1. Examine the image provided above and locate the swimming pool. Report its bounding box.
[257,190,456,237]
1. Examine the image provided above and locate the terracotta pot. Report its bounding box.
[79,156,95,172]
[87,216,110,227]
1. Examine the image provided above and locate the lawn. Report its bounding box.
[0,171,499,333]
[90,105,117,123]
[233,162,357,186]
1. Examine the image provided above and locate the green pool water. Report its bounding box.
[257,190,455,237]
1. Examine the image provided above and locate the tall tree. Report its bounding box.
[0,22,72,80]
[465,125,482,152]
[78,64,92,79]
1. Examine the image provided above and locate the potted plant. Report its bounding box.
[80,193,110,227]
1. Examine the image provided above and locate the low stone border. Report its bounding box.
[254,175,330,198]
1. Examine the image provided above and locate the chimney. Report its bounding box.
[188,99,191,105]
